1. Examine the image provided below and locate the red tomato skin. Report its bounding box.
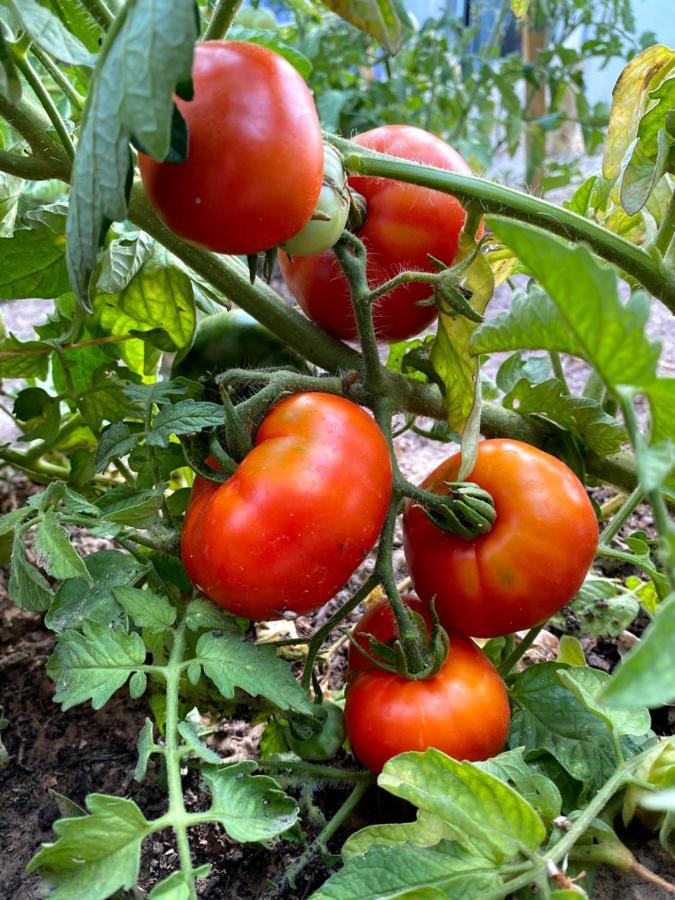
[347,595,432,674]
[139,41,323,255]
[278,124,476,342]
[403,439,599,639]
[181,393,392,620]
[345,632,510,773]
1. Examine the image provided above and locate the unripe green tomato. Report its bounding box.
[285,701,346,761]
[236,7,277,29]
[281,144,350,257]
[171,309,305,382]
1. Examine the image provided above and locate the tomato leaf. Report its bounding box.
[0,171,22,236]
[378,749,546,864]
[475,748,562,824]
[177,720,220,764]
[96,485,165,528]
[313,840,503,900]
[45,549,144,633]
[27,793,150,898]
[471,220,661,394]
[134,718,156,783]
[228,26,312,78]
[145,400,223,448]
[557,667,651,738]
[551,578,640,639]
[35,510,91,583]
[96,232,155,294]
[48,622,147,711]
[8,529,54,611]
[194,631,314,713]
[113,586,176,631]
[509,662,617,799]
[201,761,298,842]
[0,203,70,299]
[66,0,198,305]
[620,128,673,215]
[184,596,240,633]
[4,0,96,66]
[320,0,408,54]
[603,44,675,180]
[148,866,211,899]
[95,422,142,472]
[601,592,675,709]
[343,810,451,858]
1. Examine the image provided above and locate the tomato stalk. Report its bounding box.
[497,624,545,677]
[204,0,244,41]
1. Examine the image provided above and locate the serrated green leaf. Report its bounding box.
[558,667,651,739]
[145,400,224,448]
[313,841,502,900]
[0,203,69,299]
[475,748,562,824]
[113,586,176,631]
[553,578,640,639]
[343,810,452,859]
[134,718,155,782]
[5,0,95,66]
[202,761,298,841]
[96,484,165,528]
[0,506,30,536]
[66,1,198,304]
[471,221,660,395]
[45,549,144,632]
[27,793,150,900]
[509,663,616,799]
[8,531,53,611]
[379,750,546,864]
[95,422,141,472]
[320,0,407,53]
[503,377,626,456]
[601,592,675,709]
[195,632,313,713]
[639,76,675,155]
[149,865,211,899]
[49,621,146,710]
[177,719,220,764]
[96,232,154,293]
[34,510,91,582]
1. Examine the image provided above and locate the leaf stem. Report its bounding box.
[599,485,643,546]
[498,624,545,676]
[80,0,114,28]
[257,759,373,783]
[13,52,75,160]
[164,616,197,898]
[204,0,244,40]
[327,134,675,314]
[30,45,85,110]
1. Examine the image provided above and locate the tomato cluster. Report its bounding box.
[148,40,598,775]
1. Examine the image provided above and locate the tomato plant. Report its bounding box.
[139,40,324,254]
[347,595,432,674]
[403,440,599,638]
[181,392,392,620]
[284,701,346,761]
[278,124,476,342]
[345,625,510,773]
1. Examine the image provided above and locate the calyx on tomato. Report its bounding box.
[181,393,392,621]
[283,701,346,761]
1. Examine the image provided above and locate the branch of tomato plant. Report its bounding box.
[204,0,244,41]
[11,49,76,160]
[498,624,545,677]
[485,753,647,899]
[0,92,71,181]
[258,759,373,784]
[30,45,85,111]
[325,134,675,314]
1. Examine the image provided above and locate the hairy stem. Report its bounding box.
[204,0,244,40]
[499,624,545,677]
[258,759,373,783]
[13,52,75,160]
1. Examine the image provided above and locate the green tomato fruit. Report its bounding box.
[285,701,346,762]
[282,144,350,257]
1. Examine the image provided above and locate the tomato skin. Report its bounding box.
[403,439,599,639]
[347,596,432,674]
[278,124,475,342]
[171,310,304,382]
[181,393,392,620]
[139,41,323,255]
[345,631,510,773]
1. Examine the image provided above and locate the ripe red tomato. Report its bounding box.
[403,439,599,639]
[347,595,432,674]
[181,393,392,620]
[345,623,510,773]
[278,124,476,342]
[139,41,323,255]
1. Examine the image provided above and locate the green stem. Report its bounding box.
[13,52,75,160]
[80,0,113,28]
[30,45,85,110]
[143,399,175,530]
[112,457,136,485]
[599,486,643,546]
[164,617,197,899]
[204,0,243,40]
[654,189,675,257]
[257,759,373,783]
[283,780,371,888]
[499,624,545,677]
[0,93,70,178]
[326,135,675,314]
[548,352,568,393]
